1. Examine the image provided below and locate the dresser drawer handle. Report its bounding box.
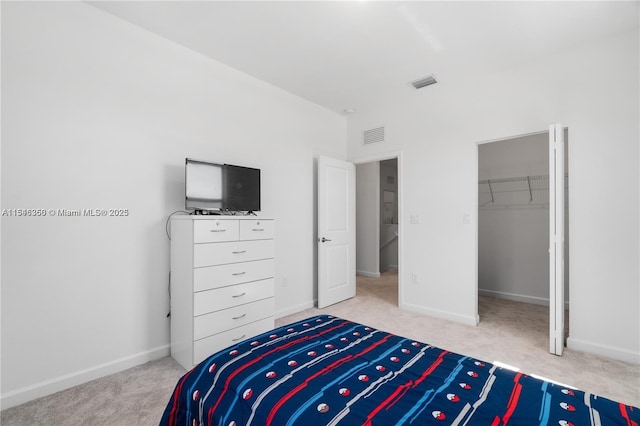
[232,250,246,254]
[232,292,247,298]
[232,272,246,276]
[252,228,264,231]
[210,229,226,233]
[232,313,246,320]
[232,334,246,342]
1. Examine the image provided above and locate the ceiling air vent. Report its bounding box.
[363,126,385,145]
[410,75,437,90]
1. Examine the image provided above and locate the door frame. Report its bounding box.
[351,150,404,308]
[549,123,566,356]
[475,128,568,354]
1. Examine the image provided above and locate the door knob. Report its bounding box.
[320,237,332,243]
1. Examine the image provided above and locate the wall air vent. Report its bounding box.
[410,75,437,89]
[363,126,385,145]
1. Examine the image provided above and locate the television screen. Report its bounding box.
[184,159,261,213]
[224,164,261,212]
[185,159,224,211]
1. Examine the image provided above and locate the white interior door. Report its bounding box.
[318,156,356,308]
[549,123,565,356]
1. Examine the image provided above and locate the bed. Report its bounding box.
[161,315,639,425]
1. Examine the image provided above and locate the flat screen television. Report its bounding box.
[184,158,261,213]
[223,164,261,212]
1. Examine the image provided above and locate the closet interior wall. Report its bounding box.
[478,132,569,307]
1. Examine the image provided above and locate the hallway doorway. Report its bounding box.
[355,156,400,306]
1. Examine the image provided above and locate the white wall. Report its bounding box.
[478,204,550,304]
[355,162,379,277]
[347,29,639,363]
[478,134,549,180]
[1,2,346,407]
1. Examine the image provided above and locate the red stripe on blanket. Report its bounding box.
[362,350,449,426]
[502,372,523,425]
[167,368,195,426]
[265,333,394,425]
[619,403,638,426]
[207,320,350,424]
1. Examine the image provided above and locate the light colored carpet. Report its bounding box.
[277,271,639,409]
[1,356,185,426]
[2,271,638,425]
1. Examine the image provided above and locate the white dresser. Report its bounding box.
[170,215,275,370]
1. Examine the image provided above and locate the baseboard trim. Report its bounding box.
[356,270,380,278]
[479,289,549,306]
[478,289,570,309]
[275,300,315,319]
[567,337,640,365]
[1,344,170,410]
[400,301,479,326]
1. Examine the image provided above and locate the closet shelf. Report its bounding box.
[479,174,549,187]
[478,174,568,206]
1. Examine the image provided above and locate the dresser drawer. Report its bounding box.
[193,259,274,292]
[194,278,275,316]
[193,239,274,267]
[193,317,274,365]
[193,219,239,243]
[194,297,273,340]
[240,219,275,240]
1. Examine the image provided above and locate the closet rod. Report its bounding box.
[478,174,548,185]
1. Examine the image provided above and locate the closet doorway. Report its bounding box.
[355,156,400,307]
[477,129,569,354]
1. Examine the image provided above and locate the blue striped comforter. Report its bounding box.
[161,315,639,425]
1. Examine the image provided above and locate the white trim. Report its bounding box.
[476,129,549,146]
[0,344,170,409]
[356,270,381,278]
[400,301,479,326]
[351,150,402,165]
[275,300,315,319]
[567,337,640,365]
[478,289,570,309]
[480,289,549,306]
